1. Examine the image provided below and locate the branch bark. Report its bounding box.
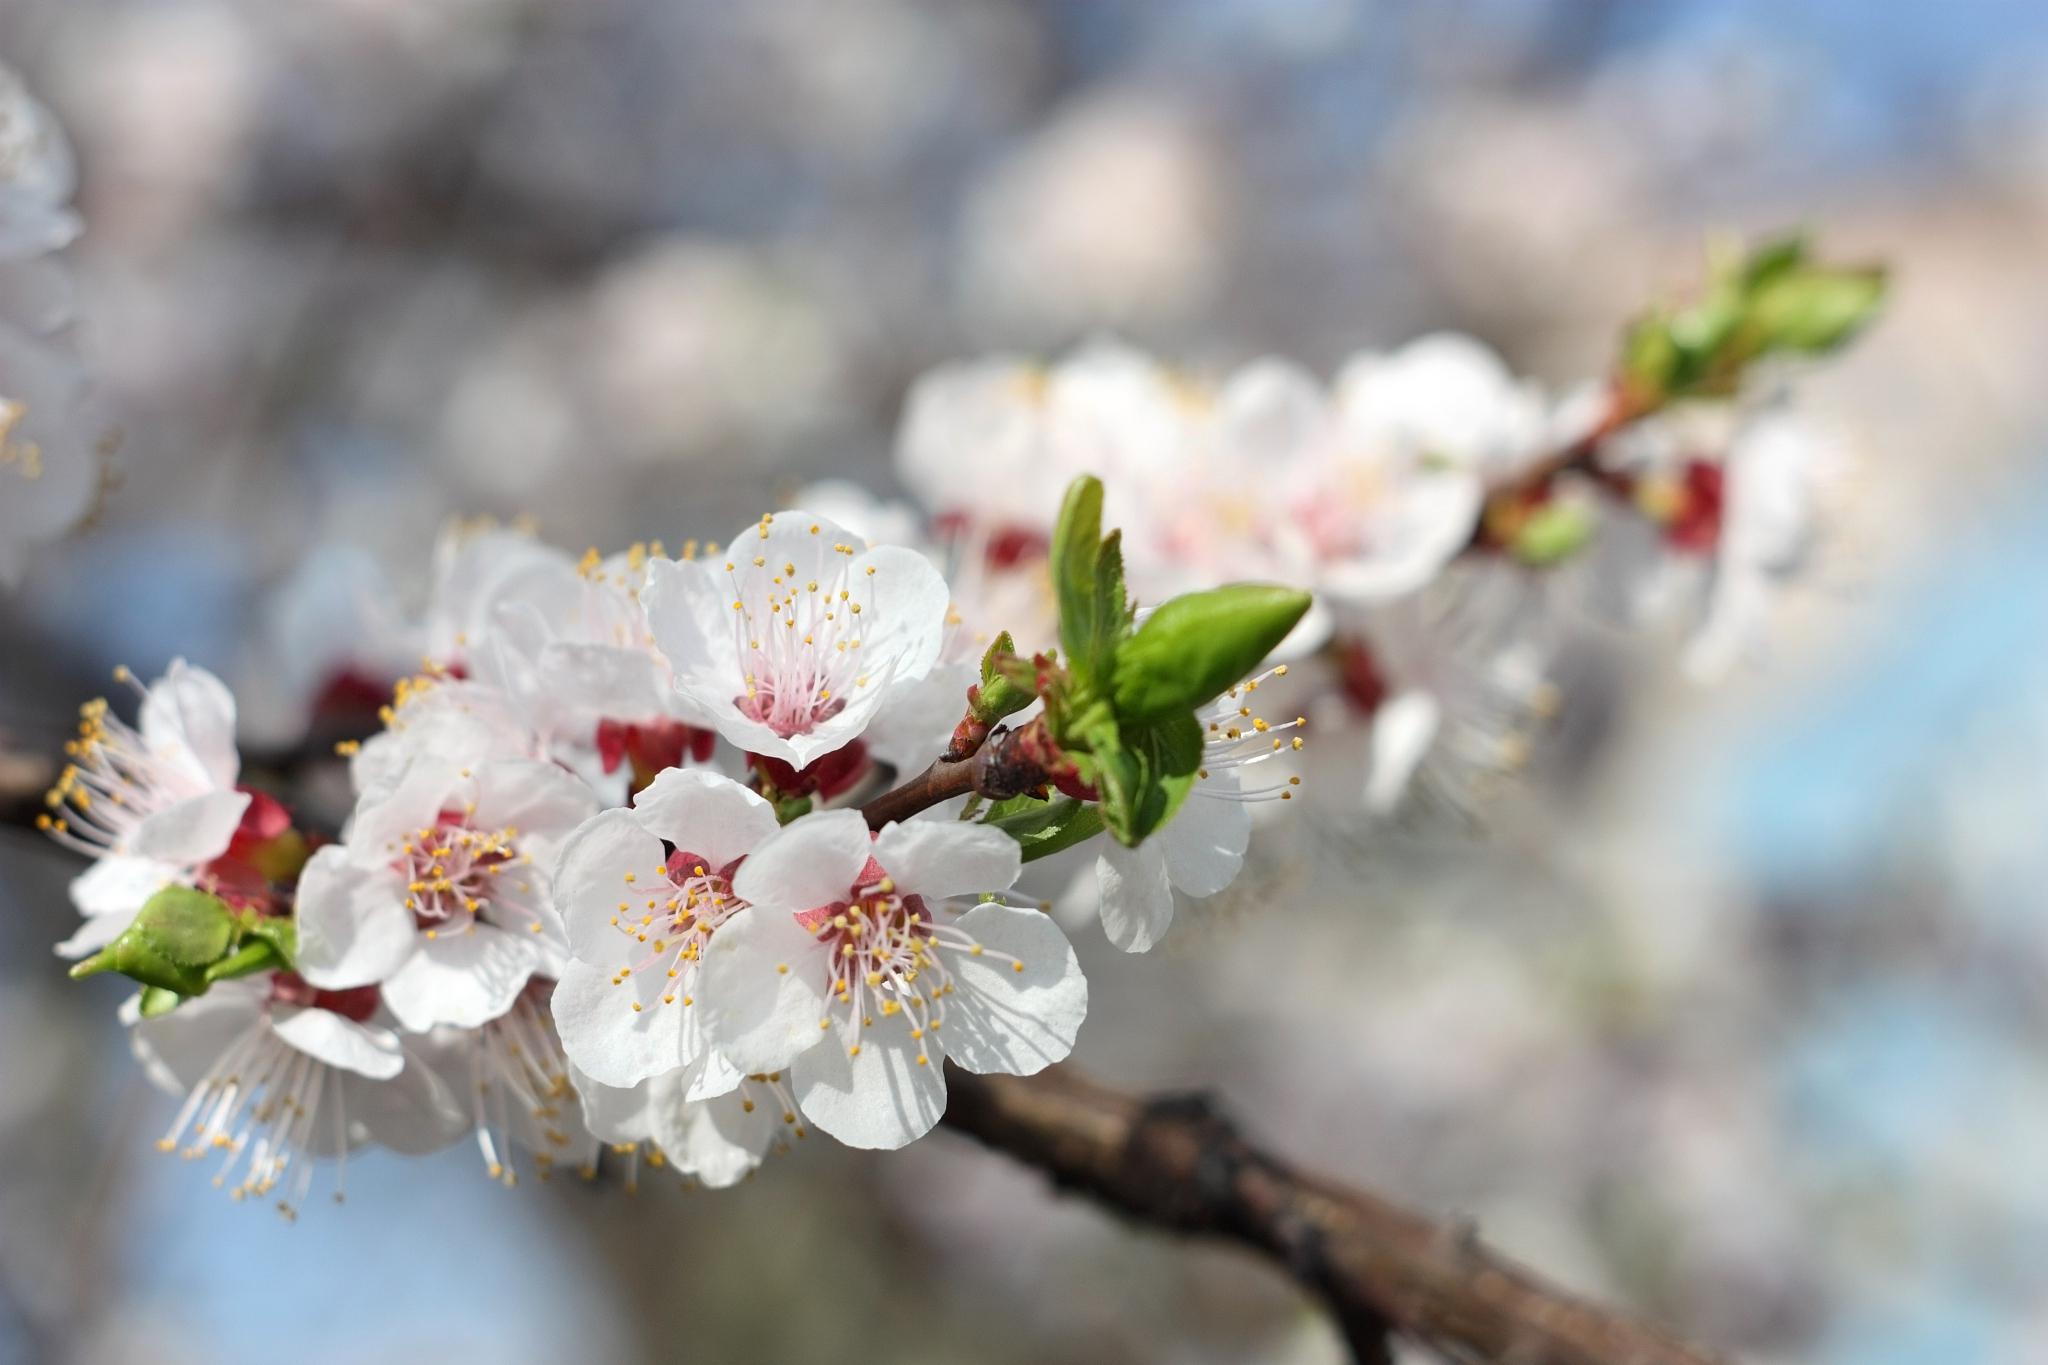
[943,1065,1729,1365]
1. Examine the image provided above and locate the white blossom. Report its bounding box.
[697,810,1086,1149]
[41,661,251,957]
[641,510,950,769]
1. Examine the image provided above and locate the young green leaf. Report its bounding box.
[984,796,1108,863]
[1111,584,1311,722]
[1095,712,1203,846]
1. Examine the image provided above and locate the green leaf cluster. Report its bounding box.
[1033,475,1311,847]
[1621,233,1885,408]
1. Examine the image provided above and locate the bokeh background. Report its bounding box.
[5,2,2048,1362]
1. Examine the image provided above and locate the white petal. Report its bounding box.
[1159,781,1251,898]
[69,855,176,917]
[862,660,976,776]
[551,960,689,1088]
[629,767,778,868]
[378,923,540,1031]
[128,980,264,1095]
[347,1041,470,1155]
[1366,690,1441,814]
[872,819,1021,902]
[294,847,419,990]
[552,809,670,969]
[793,1024,946,1150]
[141,660,241,790]
[470,759,602,867]
[731,808,872,911]
[129,789,251,866]
[938,903,1086,1076]
[270,1006,404,1080]
[651,1082,777,1188]
[1095,842,1176,953]
[695,908,830,1074]
[572,1066,659,1145]
[56,906,134,958]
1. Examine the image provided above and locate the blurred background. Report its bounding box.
[4,1,2048,1362]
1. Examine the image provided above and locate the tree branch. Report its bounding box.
[942,1065,1729,1365]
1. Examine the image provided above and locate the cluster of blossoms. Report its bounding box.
[895,332,1846,817]
[25,227,1875,1216]
[0,63,110,588]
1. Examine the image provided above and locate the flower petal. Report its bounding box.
[141,659,240,790]
[471,759,602,867]
[629,767,778,869]
[379,923,539,1031]
[347,1042,470,1155]
[1095,841,1175,953]
[731,808,872,912]
[695,908,829,1074]
[551,960,690,1088]
[872,818,1021,902]
[936,903,1086,1076]
[552,809,670,969]
[271,1006,404,1080]
[69,855,176,917]
[650,1082,777,1188]
[129,789,251,866]
[1159,779,1251,898]
[1366,690,1440,814]
[792,1024,946,1150]
[294,846,419,990]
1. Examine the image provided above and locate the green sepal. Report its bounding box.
[69,885,237,996]
[205,938,283,984]
[239,912,298,970]
[137,986,184,1019]
[1111,584,1311,722]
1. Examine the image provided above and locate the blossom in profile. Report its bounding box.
[1092,668,1304,951]
[698,810,1086,1149]
[130,975,466,1217]
[40,661,253,957]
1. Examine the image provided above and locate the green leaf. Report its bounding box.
[984,796,1107,863]
[1740,265,1887,357]
[1096,712,1203,847]
[1508,500,1598,566]
[1111,583,1311,722]
[1051,475,1106,676]
[970,631,1036,725]
[1049,476,1130,689]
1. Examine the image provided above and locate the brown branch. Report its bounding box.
[943,1065,1729,1365]
[860,719,1057,828]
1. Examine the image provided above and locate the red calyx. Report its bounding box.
[1663,459,1726,554]
[1337,638,1389,717]
[750,740,871,801]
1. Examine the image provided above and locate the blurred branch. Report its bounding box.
[0,742,53,837]
[942,1065,1728,1365]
